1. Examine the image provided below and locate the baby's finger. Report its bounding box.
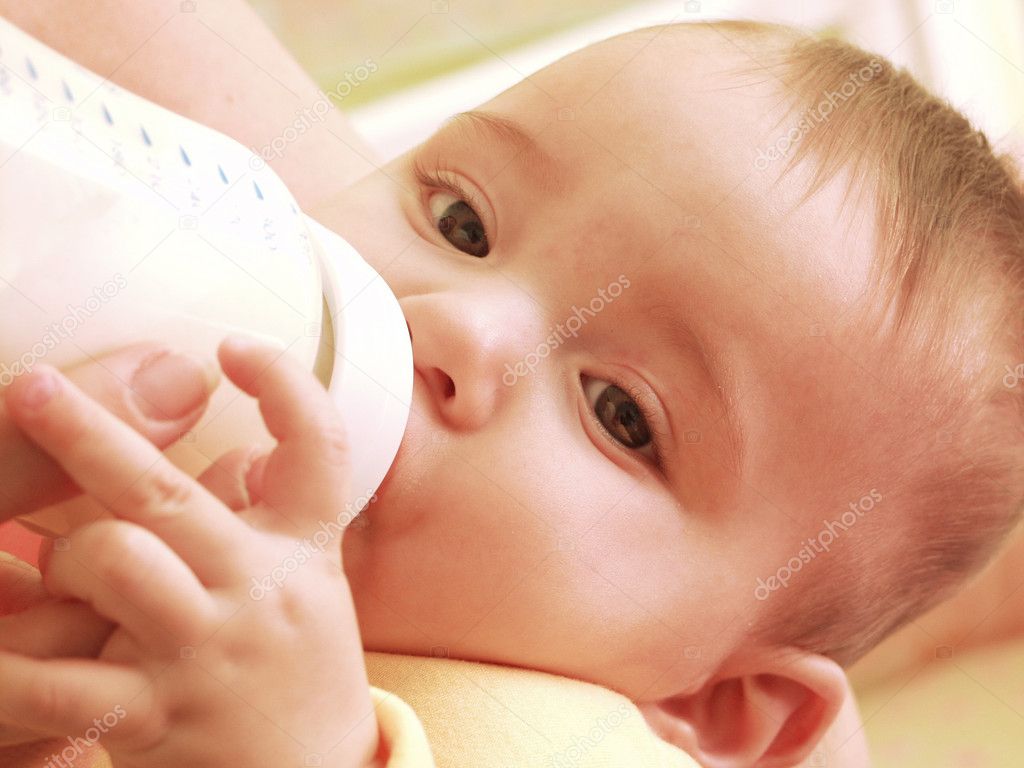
[43,520,215,653]
[0,652,154,742]
[196,446,265,511]
[218,338,350,536]
[4,366,250,584]
[0,600,112,658]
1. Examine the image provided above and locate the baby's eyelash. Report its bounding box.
[412,158,485,216]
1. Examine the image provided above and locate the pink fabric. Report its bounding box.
[0,520,42,568]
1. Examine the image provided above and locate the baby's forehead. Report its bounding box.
[552,28,781,141]
[534,89,860,259]
[498,33,798,209]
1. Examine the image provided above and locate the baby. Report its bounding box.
[312,14,1024,750]
[2,14,1024,768]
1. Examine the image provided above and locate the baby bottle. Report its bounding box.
[0,17,413,534]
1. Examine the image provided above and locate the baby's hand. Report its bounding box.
[0,338,382,768]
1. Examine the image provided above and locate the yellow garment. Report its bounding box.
[68,653,694,768]
[73,686,428,768]
[365,652,698,768]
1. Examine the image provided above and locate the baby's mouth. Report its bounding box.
[360,363,432,520]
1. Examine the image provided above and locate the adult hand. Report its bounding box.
[0,344,219,523]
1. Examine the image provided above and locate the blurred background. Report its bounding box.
[249,0,1024,160]
[243,1,1024,765]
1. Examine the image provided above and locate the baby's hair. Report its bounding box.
[632,21,1024,666]
[737,20,1024,665]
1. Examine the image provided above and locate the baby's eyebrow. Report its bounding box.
[439,110,560,188]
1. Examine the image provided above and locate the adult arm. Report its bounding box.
[0,0,379,210]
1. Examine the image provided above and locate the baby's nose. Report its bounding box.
[400,291,539,431]
[413,339,499,432]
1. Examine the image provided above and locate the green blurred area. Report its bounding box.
[249,0,640,106]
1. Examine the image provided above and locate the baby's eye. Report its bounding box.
[428,190,489,258]
[583,376,654,457]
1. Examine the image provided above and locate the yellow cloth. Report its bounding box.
[72,686,428,768]
[63,653,696,768]
[365,652,698,768]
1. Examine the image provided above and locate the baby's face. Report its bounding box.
[312,29,886,699]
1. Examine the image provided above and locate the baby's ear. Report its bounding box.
[636,648,847,768]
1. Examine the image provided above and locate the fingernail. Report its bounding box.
[131,351,220,421]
